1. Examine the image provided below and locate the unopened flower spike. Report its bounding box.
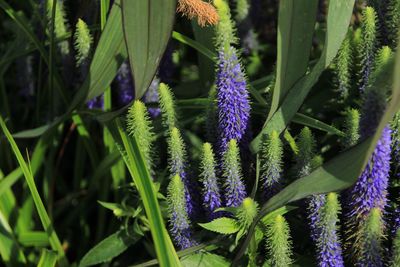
[234,0,249,23]
[177,0,219,27]
[260,130,283,199]
[296,127,316,178]
[222,139,247,207]
[236,197,258,229]
[159,83,178,132]
[46,0,70,56]
[265,214,293,267]
[168,127,195,216]
[127,101,155,174]
[74,18,92,67]
[214,0,237,49]
[358,7,377,93]
[342,108,360,149]
[314,193,344,267]
[385,0,400,48]
[115,61,135,106]
[167,174,197,249]
[335,33,352,99]
[199,143,222,216]
[356,208,385,267]
[391,228,400,267]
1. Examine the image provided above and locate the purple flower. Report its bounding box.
[346,126,391,224]
[309,193,344,267]
[142,78,161,118]
[87,94,104,109]
[167,174,197,249]
[216,46,250,154]
[115,61,134,106]
[222,139,247,207]
[200,143,222,218]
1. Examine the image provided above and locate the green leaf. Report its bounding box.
[199,217,240,234]
[37,250,58,267]
[251,0,356,152]
[121,0,177,99]
[78,0,128,104]
[181,252,230,267]
[106,118,181,267]
[18,231,50,247]
[268,0,318,117]
[79,230,139,267]
[292,113,345,136]
[234,49,400,262]
[0,116,68,266]
[0,210,27,266]
[173,31,216,63]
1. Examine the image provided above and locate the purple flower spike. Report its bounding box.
[216,46,250,154]
[115,61,135,106]
[222,139,247,207]
[347,126,391,222]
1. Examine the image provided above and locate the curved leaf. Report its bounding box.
[121,0,177,99]
[234,44,400,263]
[251,0,356,152]
[198,218,240,235]
[79,230,139,267]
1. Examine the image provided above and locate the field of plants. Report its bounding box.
[1,0,400,266]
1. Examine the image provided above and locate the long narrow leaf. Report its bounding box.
[251,0,356,152]
[106,119,181,267]
[0,116,68,266]
[121,0,177,99]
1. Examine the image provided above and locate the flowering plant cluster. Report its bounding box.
[1,0,400,266]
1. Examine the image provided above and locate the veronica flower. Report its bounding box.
[391,228,400,267]
[342,108,360,149]
[46,0,70,56]
[295,127,316,178]
[167,127,196,217]
[265,214,293,267]
[74,18,92,68]
[345,47,392,263]
[236,197,258,229]
[314,193,344,267]
[357,208,385,267]
[199,143,221,216]
[216,46,250,153]
[260,130,283,199]
[115,61,135,106]
[358,7,377,93]
[335,34,352,99]
[127,100,155,175]
[167,174,197,249]
[158,83,177,131]
[222,139,247,207]
[385,0,400,48]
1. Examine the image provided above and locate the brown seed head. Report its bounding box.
[177,0,219,27]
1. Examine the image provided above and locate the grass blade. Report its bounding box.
[106,119,181,267]
[37,250,57,267]
[0,116,68,266]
